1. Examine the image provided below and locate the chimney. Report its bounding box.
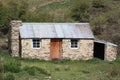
[9,20,22,57]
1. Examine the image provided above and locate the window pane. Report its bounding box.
[71,39,78,48]
[32,39,40,48]
[33,43,36,47]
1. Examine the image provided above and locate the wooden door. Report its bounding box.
[50,39,62,60]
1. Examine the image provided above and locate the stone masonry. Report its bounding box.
[21,39,94,60]
[21,39,50,60]
[105,43,117,61]
[10,20,22,57]
[62,39,94,60]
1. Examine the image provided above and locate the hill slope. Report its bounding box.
[0,0,120,52]
[1,53,120,80]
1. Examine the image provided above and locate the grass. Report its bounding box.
[0,0,119,79]
[0,53,120,80]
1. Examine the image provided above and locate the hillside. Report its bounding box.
[0,53,120,80]
[0,0,120,80]
[0,0,120,51]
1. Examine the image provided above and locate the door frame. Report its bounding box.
[50,39,62,60]
[94,42,105,60]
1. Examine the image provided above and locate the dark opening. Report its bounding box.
[94,42,105,60]
[19,34,22,57]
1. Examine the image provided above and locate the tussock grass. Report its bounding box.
[0,53,120,80]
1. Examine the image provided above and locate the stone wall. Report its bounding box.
[21,39,94,60]
[10,20,22,57]
[21,39,50,60]
[105,44,117,61]
[62,39,94,60]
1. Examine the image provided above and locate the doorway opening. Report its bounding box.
[94,42,105,60]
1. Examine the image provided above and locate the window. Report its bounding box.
[32,39,40,48]
[71,39,78,48]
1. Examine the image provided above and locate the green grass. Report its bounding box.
[0,53,120,80]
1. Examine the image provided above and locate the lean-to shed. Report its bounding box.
[94,40,117,61]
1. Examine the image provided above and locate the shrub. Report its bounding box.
[110,70,120,77]
[106,11,120,24]
[0,59,4,73]
[0,58,4,80]
[1,44,8,50]
[71,0,90,22]
[4,60,21,73]
[4,73,15,80]
[92,0,105,8]
[0,73,4,80]
[105,69,120,78]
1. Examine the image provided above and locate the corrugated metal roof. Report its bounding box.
[19,23,94,39]
[94,40,117,47]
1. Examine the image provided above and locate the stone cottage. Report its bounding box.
[8,20,117,61]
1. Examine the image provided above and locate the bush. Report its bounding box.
[4,73,15,80]
[71,0,90,22]
[4,60,21,73]
[0,58,4,80]
[0,73,4,80]
[92,0,105,8]
[106,11,120,24]
[0,59,4,73]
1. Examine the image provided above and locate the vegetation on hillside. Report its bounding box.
[0,0,120,51]
[0,0,119,80]
[0,0,120,50]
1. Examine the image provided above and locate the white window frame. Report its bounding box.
[70,39,78,49]
[32,39,40,49]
